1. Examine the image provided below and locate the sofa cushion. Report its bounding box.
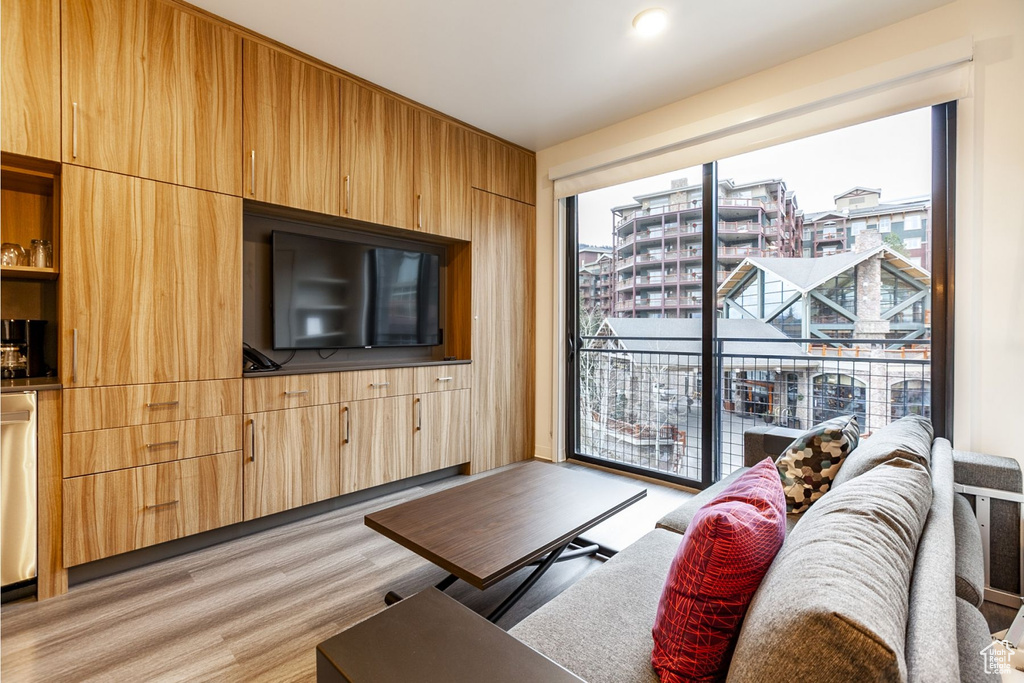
[956,598,1002,682]
[906,438,960,683]
[831,414,933,488]
[727,457,933,683]
[774,414,859,513]
[657,468,800,537]
[509,529,680,683]
[952,492,985,607]
[651,459,786,683]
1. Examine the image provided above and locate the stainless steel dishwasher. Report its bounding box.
[1,391,37,588]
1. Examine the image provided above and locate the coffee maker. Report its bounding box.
[1,319,47,378]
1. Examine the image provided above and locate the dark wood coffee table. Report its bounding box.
[364,461,646,622]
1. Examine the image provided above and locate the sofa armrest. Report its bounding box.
[953,449,1023,494]
[743,425,802,467]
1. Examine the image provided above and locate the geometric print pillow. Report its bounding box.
[651,457,788,683]
[774,415,860,514]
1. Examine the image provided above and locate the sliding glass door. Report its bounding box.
[568,104,954,488]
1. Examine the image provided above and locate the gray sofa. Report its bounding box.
[509,419,1023,683]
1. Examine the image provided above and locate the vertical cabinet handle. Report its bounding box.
[250,150,256,196]
[72,329,78,384]
[343,406,350,444]
[417,194,422,229]
[344,175,351,214]
[248,417,256,462]
[72,102,79,158]
[415,397,422,432]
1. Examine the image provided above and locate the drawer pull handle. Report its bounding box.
[343,406,350,444]
[284,390,309,396]
[436,377,453,382]
[249,418,256,462]
[145,500,179,511]
[369,382,391,388]
[145,401,180,409]
[145,440,179,449]
[72,102,78,158]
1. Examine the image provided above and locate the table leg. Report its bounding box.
[487,539,573,623]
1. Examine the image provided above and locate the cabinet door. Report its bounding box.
[340,79,416,229]
[243,40,341,214]
[1,0,60,160]
[62,0,242,195]
[415,389,471,475]
[61,166,242,387]
[243,405,339,520]
[471,190,535,473]
[417,112,471,240]
[340,398,410,494]
[469,133,536,206]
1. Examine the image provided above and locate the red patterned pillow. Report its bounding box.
[651,458,787,683]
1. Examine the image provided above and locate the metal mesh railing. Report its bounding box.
[576,336,930,483]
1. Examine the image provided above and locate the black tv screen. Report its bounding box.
[271,231,440,350]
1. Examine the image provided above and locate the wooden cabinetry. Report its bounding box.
[243,40,341,214]
[470,190,535,473]
[418,113,471,240]
[470,133,536,206]
[1,0,60,160]
[243,404,340,520]
[339,397,409,494]
[415,389,471,475]
[60,166,242,387]
[63,450,242,566]
[62,0,242,195]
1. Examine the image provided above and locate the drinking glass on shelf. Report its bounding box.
[0,243,27,266]
[30,240,52,268]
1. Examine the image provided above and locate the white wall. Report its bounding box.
[533,0,1024,470]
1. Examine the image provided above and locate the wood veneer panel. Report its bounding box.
[1,0,60,160]
[243,40,341,214]
[60,167,242,387]
[337,367,416,402]
[63,379,242,433]
[415,389,471,475]
[417,111,471,240]
[63,450,242,566]
[339,397,409,494]
[242,372,339,413]
[62,0,242,194]
[470,133,536,206]
[243,405,339,520]
[470,190,535,474]
[37,390,67,599]
[64,415,240,477]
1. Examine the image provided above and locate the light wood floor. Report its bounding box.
[1,460,693,682]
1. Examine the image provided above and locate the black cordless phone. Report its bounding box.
[243,345,280,371]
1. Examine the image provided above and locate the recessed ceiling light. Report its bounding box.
[633,8,668,38]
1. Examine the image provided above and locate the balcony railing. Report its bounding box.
[615,197,774,227]
[576,335,930,481]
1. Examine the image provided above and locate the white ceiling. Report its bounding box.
[190,0,952,151]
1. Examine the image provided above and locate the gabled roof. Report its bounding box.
[717,246,931,300]
[834,186,881,200]
[803,210,846,223]
[597,317,806,357]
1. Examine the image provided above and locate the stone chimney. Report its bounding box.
[854,228,882,254]
[853,228,889,339]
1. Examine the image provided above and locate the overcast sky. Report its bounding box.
[577,107,932,247]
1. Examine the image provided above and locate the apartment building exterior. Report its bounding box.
[579,246,614,317]
[609,177,802,319]
[803,187,931,267]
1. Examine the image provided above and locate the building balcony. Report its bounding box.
[718,246,765,261]
[815,229,846,243]
[615,255,635,270]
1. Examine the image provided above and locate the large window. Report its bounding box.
[569,105,953,488]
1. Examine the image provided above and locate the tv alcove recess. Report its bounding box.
[242,204,471,376]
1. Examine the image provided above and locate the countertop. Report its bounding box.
[1,377,62,393]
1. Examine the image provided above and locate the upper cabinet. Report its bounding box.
[418,112,471,240]
[470,133,536,206]
[1,0,60,160]
[61,166,242,387]
[61,0,242,195]
[243,40,341,215]
[340,78,416,230]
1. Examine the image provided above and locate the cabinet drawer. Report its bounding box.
[414,364,472,393]
[63,416,239,478]
[64,379,241,433]
[243,373,339,413]
[338,368,415,401]
[63,450,242,567]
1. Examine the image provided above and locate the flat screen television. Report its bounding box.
[271,231,441,350]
